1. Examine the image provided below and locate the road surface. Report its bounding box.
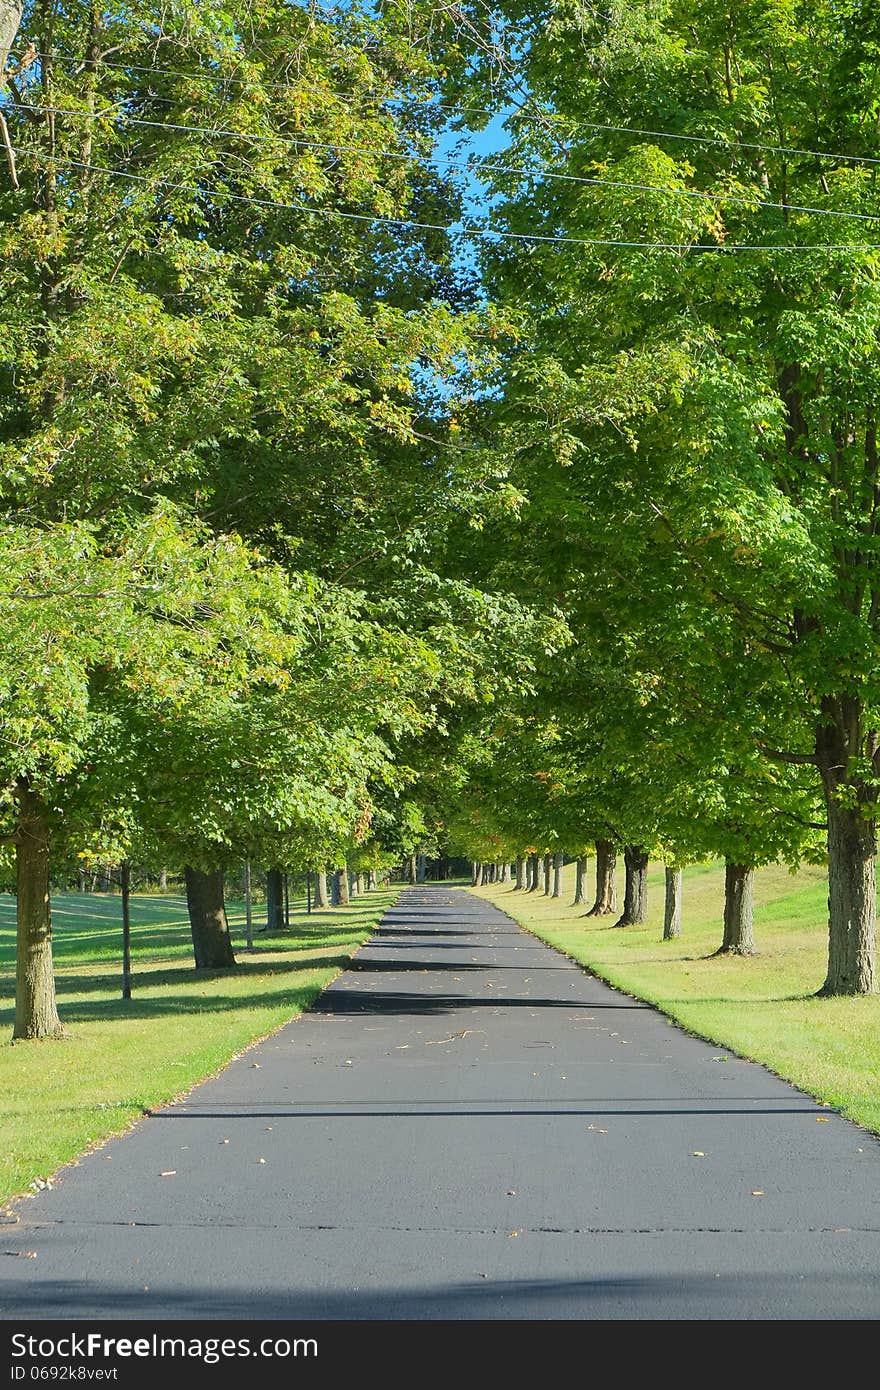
[2,886,879,1319]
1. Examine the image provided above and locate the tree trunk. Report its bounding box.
[515,855,525,890]
[500,861,510,883]
[349,870,359,898]
[614,846,648,926]
[158,867,167,891]
[369,869,378,889]
[552,850,564,898]
[336,867,350,905]
[416,853,427,883]
[0,4,23,82]
[266,867,284,932]
[184,867,236,968]
[331,871,341,906]
[471,860,480,886]
[314,867,330,909]
[821,800,877,992]
[283,872,290,927]
[531,850,544,895]
[716,861,756,955]
[588,839,618,915]
[663,867,682,940]
[573,856,589,906]
[528,852,540,891]
[101,864,112,892]
[13,781,63,1040]
[78,868,87,893]
[407,854,417,884]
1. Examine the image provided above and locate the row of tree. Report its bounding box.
[3,1,879,1048]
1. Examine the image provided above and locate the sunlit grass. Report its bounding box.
[472,860,880,1134]
[0,886,398,1203]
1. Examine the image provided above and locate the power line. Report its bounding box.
[9,100,880,225]
[21,151,880,253]
[11,48,880,170]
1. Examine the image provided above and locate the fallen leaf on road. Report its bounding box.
[220,1139,229,1145]
[506,1190,517,1196]
[159,1171,176,1178]
[257,1158,266,1165]
[693,1151,705,1158]
[251,1063,261,1069]
[22,1251,37,1259]
[751,1190,765,1197]
[507,1230,520,1238]
[816,1117,830,1123]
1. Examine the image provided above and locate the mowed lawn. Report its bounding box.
[0,887,398,1205]
[473,861,880,1135]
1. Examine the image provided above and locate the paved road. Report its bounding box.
[2,886,880,1320]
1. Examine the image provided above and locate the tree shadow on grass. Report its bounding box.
[0,980,331,1029]
[41,955,351,998]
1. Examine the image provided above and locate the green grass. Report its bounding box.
[472,861,880,1135]
[0,886,399,1204]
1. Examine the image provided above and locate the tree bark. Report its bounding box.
[266,867,284,932]
[416,853,427,883]
[158,867,167,891]
[500,861,510,883]
[407,853,417,884]
[335,867,350,905]
[515,856,525,890]
[528,852,539,891]
[715,861,756,955]
[663,867,682,940]
[13,780,63,1040]
[314,867,330,909]
[0,2,23,79]
[573,856,589,906]
[552,850,564,898]
[542,853,551,895]
[349,870,360,897]
[183,867,236,968]
[588,839,618,915]
[821,802,877,993]
[614,846,648,926]
[471,860,481,887]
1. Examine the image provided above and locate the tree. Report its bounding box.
[446,0,880,992]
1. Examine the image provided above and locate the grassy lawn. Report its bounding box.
[472,860,880,1135]
[0,886,399,1205]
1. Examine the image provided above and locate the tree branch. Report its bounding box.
[0,108,18,187]
[758,744,817,766]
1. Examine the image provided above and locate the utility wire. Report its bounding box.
[21,151,880,252]
[9,100,880,224]
[9,48,880,169]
